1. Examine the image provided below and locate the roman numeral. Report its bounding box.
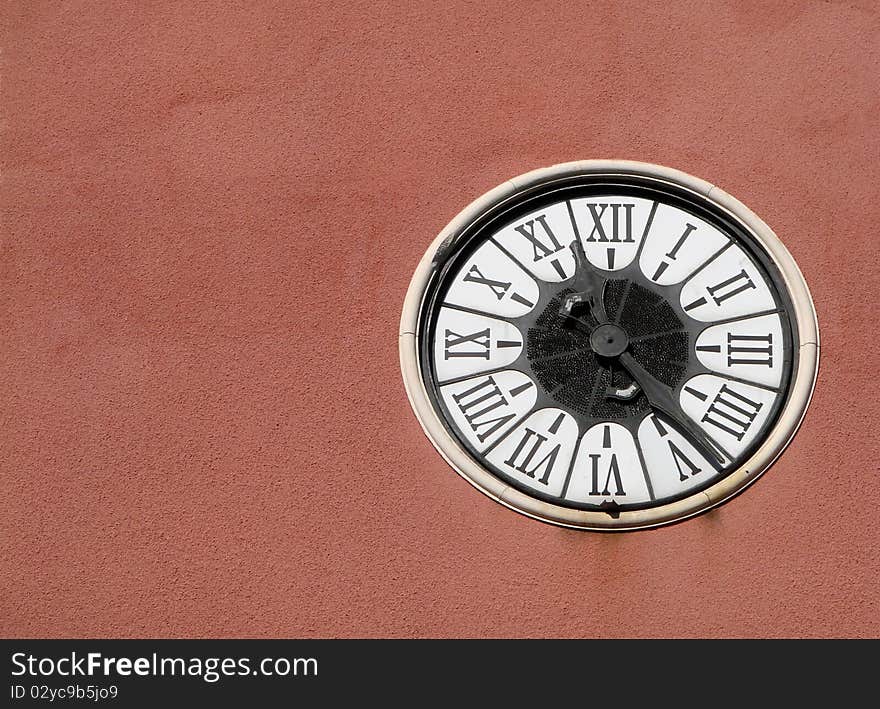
[589,454,625,496]
[451,376,518,443]
[462,265,511,300]
[701,384,763,440]
[444,328,490,359]
[651,416,703,482]
[513,214,564,262]
[651,223,696,281]
[504,427,561,485]
[667,442,702,482]
[461,264,534,307]
[727,333,773,367]
[583,203,635,243]
[706,269,756,305]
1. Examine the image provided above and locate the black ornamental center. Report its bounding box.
[590,323,629,358]
[526,279,689,421]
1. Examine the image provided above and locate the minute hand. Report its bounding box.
[616,351,727,467]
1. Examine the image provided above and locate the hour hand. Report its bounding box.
[560,240,609,325]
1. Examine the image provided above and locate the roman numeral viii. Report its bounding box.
[451,376,520,443]
[701,384,763,440]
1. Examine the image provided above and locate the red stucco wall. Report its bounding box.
[2,2,878,638]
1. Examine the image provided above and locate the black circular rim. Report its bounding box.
[417,174,798,513]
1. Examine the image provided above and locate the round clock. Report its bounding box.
[400,161,819,530]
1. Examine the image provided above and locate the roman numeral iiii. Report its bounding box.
[701,384,763,440]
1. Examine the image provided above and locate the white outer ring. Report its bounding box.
[399,160,819,531]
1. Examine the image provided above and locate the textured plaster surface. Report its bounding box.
[2,1,878,638]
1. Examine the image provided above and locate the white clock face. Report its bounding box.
[402,163,818,529]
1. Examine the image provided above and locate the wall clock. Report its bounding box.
[400,161,819,530]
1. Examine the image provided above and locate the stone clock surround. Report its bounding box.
[400,160,820,531]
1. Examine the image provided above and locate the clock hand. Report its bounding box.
[558,239,726,467]
[562,307,726,466]
[558,240,609,325]
[616,352,727,467]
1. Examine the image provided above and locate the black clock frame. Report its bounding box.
[417,175,798,514]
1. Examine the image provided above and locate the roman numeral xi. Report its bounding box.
[513,215,567,279]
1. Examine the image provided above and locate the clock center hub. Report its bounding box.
[589,323,629,358]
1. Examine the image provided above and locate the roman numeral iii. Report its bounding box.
[727,333,774,367]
